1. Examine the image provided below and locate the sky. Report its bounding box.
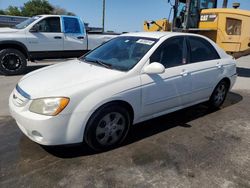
[0,0,250,32]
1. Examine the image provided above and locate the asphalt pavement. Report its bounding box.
[0,57,250,188]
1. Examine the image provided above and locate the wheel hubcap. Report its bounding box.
[2,53,22,71]
[214,84,226,105]
[96,112,126,146]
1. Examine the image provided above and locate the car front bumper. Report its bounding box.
[9,89,88,146]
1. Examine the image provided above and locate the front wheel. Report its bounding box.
[84,104,131,151]
[0,48,27,75]
[208,80,229,109]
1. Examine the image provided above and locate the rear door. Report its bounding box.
[186,36,222,103]
[26,16,63,57]
[62,16,87,57]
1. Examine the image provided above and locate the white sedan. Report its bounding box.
[9,32,237,151]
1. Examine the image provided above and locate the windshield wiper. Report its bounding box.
[83,58,112,69]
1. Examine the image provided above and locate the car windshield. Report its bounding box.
[81,36,158,71]
[14,16,41,29]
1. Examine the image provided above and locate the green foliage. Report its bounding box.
[67,12,75,16]
[52,6,76,16]
[6,6,22,16]
[0,0,76,17]
[21,0,53,17]
[0,10,6,15]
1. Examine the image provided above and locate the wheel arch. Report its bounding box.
[88,100,135,124]
[211,77,231,95]
[220,77,231,89]
[0,41,29,59]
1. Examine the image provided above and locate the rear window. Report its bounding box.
[63,17,81,33]
[226,18,241,35]
[188,36,220,63]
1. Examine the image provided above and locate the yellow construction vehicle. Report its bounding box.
[143,0,250,58]
[143,19,171,31]
[199,7,250,57]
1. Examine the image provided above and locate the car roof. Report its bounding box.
[121,31,230,59]
[121,32,201,39]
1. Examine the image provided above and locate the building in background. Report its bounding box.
[0,15,28,27]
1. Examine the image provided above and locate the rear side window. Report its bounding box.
[188,36,220,63]
[226,18,241,35]
[63,17,81,33]
[150,37,186,68]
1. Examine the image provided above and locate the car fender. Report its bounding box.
[68,74,142,138]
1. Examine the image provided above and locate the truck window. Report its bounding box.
[35,17,61,33]
[226,18,242,35]
[200,0,217,9]
[63,17,81,34]
[14,16,41,29]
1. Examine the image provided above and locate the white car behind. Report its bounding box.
[9,32,237,151]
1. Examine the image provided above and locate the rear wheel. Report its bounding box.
[84,104,131,151]
[209,80,229,109]
[0,48,27,75]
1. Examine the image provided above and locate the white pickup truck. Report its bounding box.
[0,15,118,75]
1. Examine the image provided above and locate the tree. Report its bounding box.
[0,10,6,15]
[0,0,76,17]
[21,0,54,17]
[6,6,22,16]
[52,6,75,16]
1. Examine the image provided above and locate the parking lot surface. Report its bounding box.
[1,57,250,188]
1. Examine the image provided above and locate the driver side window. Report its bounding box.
[150,37,186,68]
[34,17,61,33]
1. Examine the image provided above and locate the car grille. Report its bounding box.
[12,85,30,107]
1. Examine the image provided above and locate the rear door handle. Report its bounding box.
[54,36,62,39]
[77,36,85,40]
[181,69,189,77]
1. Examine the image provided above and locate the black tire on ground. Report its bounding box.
[84,104,131,151]
[0,48,27,75]
[208,80,229,109]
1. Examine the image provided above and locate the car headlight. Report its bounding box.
[29,97,70,116]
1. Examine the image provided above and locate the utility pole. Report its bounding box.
[222,0,228,8]
[102,0,105,32]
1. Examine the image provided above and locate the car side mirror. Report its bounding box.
[30,25,39,32]
[143,62,165,74]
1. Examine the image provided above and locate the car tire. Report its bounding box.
[0,48,27,75]
[84,104,131,151]
[208,80,229,109]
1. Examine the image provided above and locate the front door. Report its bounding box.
[141,36,192,117]
[26,16,63,58]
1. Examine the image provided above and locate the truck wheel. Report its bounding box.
[0,48,27,75]
[84,104,131,151]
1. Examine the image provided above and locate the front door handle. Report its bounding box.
[216,62,223,69]
[181,69,189,77]
[54,36,62,39]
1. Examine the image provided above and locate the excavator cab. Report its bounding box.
[172,0,217,30]
[143,0,250,58]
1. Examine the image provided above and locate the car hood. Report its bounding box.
[18,59,125,98]
[0,27,19,33]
